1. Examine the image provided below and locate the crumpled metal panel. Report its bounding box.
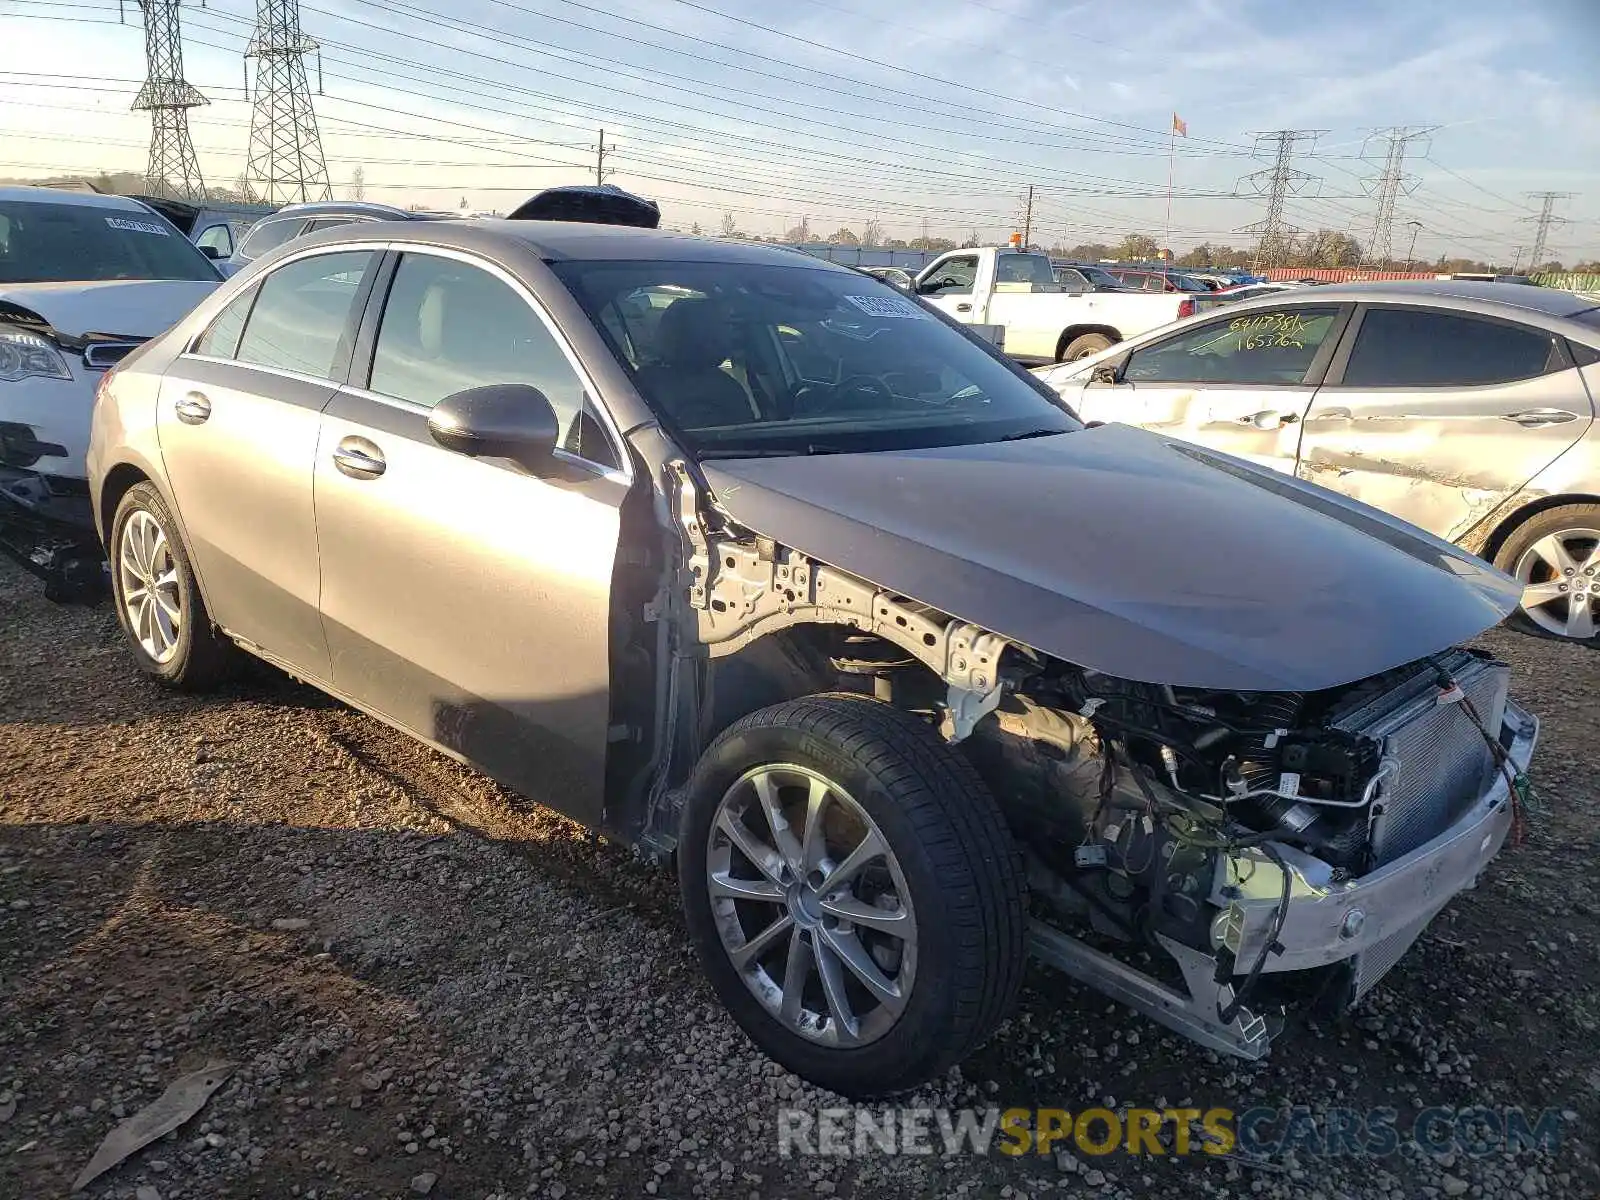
[703,423,1521,691]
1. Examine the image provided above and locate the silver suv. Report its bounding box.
[1042,281,1600,641]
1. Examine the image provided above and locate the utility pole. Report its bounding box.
[1404,219,1423,268]
[1510,245,1526,273]
[132,0,207,199]
[595,129,616,185]
[1236,130,1323,271]
[1360,126,1435,264]
[244,0,331,203]
[1019,185,1034,248]
[1523,191,1574,269]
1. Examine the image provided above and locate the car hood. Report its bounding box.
[0,279,218,342]
[702,424,1521,692]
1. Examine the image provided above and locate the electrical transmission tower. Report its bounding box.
[132,0,207,200]
[244,0,331,203]
[1523,191,1575,269]
[1236,130,1323,270]
[1360,126,1434,264]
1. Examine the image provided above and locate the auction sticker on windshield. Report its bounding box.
[105,217,170,236]
[844,294,925,319]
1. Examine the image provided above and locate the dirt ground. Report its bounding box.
[1,553,1596,1200]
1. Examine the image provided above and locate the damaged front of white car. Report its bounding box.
[0,187,218,598]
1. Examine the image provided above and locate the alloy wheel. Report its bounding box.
[119,508,183,663]
[1514,526,1600,640]
[705,764,917,1047]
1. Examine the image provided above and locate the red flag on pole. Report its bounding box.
[1172,113,1188,137]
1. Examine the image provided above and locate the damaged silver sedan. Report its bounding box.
[87,210,1537,1097]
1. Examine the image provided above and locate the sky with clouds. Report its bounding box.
[2,0,1598,263]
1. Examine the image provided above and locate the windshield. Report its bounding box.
[552,259,1079,458]
[0,200,220,284]
[1080,265,1121,289]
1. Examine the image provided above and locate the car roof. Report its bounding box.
[272,200,442,220]
[0,185,160,212]
[366,218,863,269]
[1234,277,1595,319]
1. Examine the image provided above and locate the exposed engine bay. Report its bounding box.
[679,508,1538,1057]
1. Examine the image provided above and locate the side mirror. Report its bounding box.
[198,244,223,260]
[1090,363,1122,385]
[428,383,560,472]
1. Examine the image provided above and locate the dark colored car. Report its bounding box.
[1106,268,1213,294]
[89,209,1538,1097]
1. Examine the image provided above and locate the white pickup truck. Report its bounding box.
[913,247,1197,365]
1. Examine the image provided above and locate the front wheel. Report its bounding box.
[1494,503,1600,643]
[678,694,1025,1098]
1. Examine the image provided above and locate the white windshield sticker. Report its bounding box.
[843,294,925,319]
[105,216,170,236]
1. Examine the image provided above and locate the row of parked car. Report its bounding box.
[0,178,1575,1099]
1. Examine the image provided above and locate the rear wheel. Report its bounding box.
[678,694,1025,1097]
[1061,332,1114,361]
[1493,503,1600,642]
[109,482,237,688]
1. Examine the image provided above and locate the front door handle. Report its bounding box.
[332,436,386,480]
[174,391,211,425]
[955,302,973,313]
[1502,409,1579,428]
[1237,410,1300,430]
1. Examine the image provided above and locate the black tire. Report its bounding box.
[678,693,1025,1098]
[109,481,237,688]
[1492,503,1600,644]
[1061,332,1114,361]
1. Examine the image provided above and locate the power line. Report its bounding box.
[1236,130,1323,269]
[1361,125,1435,264]
[131,0,207,199]
[1524,191,1575,267]
[244,0,331,202]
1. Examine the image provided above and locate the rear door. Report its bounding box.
[1075,301,1350,472]
[1297,304,1595,543]
[156,247,379,682]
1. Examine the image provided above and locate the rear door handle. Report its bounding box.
[955,303,973,313]
[174,391,211,425]
[1237,409,1300,430]
[1502,409,1579,428]
[332,436,386,479]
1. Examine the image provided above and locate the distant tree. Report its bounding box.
[1531,260,1566,274]
[1113,232,1160,261]
[883,237,908,249]
[1296,229,1362,269]
[1572,260,1600,273]
[690,221,703,236]
[783,224,811,243]
[826,227,860,245]
[720,212,740,238]
[1176,243,1214,268]
[861,218,884,247]
[348,166,366,201]
[960,229,982,249]
[1060,242,1111,262]
[908,235,955,252]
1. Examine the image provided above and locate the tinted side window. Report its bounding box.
[369,253,617,468]
[195,223,233,256]
[1125,306,1340,385]
[923,256,978,295]
[304,216,358,232]
[1342,308,1559,387]
[235,251,373,379]
[235,216,302,261]
[193,284,257,359]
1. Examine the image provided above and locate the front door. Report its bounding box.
[1298,304,1595,543]
[156,248,377,682]
[313,248,629,827]
[1076,301,1349,473]
[917,253,982,323]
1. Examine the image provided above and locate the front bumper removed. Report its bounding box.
[0,468,106,601]
[1028,697,1539,1059]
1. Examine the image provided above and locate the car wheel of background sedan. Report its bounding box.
[1494,503,1600,643]
[110,482,237,688]
[1061,332,1113,361]
[678,693,1025,1099]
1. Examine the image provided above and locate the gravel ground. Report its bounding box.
[1,552,1596,1200]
